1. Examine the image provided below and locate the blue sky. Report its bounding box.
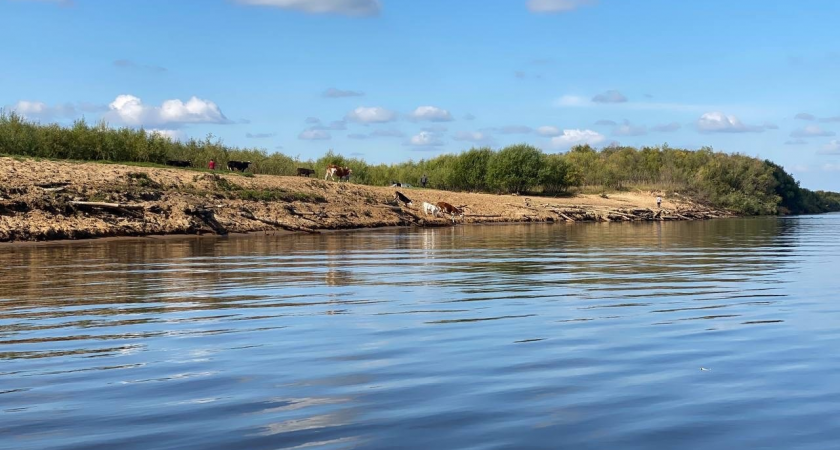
[3,0,840,190]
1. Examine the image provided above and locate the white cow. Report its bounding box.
[422,201,441,217]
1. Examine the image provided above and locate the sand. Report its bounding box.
[0,157,730,243]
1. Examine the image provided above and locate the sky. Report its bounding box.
[2,0,840,190]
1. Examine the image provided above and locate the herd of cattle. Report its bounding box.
[166,159,252,171]
[162,160,465,223]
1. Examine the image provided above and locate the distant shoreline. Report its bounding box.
[0,157,733,244]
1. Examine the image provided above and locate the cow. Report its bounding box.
[166,159,191,168]
[422,201,441,217]
[297,168,316,177]
[394,191,412,207]
[325,164,352,181]
[227,160,252,172]
[436,201,465,223]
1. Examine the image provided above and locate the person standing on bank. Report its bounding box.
[208,159,216,171]
[656,195,662,209]
[421,174,428,188]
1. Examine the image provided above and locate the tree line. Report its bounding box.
[2,112,838,215]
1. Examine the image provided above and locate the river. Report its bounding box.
[2,217,839,449]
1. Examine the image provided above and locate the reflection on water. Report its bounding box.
[2,217,840,450]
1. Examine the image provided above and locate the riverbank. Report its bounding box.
[0,157,733,242]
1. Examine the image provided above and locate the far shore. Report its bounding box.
[0,157,733,243]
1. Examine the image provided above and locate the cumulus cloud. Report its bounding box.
[556,95,588,107]
[406,131,444,147]
[234,0,380,17]
[453,131,494,144]
[527,0,597,13]
[310,120,347,131]
[492,125,533,134]
[820,140,840,154]
[536,126,562,137]
[696,112,764,133]
[785,139,807,146]
[298,129,331,140]
[409,106,454,122]
[106,95,231,128]
[550,129,606,148]
[612,120,646,136]
[790,125,836,138]
[345,106,397,123]
[113,59,166,73]
[795,112,816,121]
[370,129,405,138]
[651,122,681,132]
[592,90,627,104]
[594,119,617,126]
[323,88,364,98]
[9,100,77,120]
[246,132,277,139]
[149,129,184,140]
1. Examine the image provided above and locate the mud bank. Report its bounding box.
[0,157,733,243]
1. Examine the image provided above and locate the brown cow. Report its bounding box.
[325,164,352,181]
[436,201,465,223]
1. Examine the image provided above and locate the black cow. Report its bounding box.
[297,168,316,177]
[227,160,252,172]
[166,159,191,168]
[394,191,412,207]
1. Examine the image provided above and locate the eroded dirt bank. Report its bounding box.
[0,157,733,242]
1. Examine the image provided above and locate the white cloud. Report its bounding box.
[795,112,815,121]
[651,122,681,132]
[453,131,493,144]
[347,133,368,140]
[409,106,453,122]
[305,117,321,124]
[246,132,277,139]
[370,128,405,138]
[822,163,840,171]
[820,140,840,154]
[536,125,562,137]
[344,106,397,123]
[763,122,779,130]
[550,129,606,148]
[787,164,809,173]
[298,129,331,140]
[149,129,184,140]
[107,95,230,128]
[310,120,347,131]
[406,131,444,147]
[785,139,808,146]
[234,0,380,17]
[463,113,476,121]
[612,120,646,136]
[594,119,617,126]
[820,116,840,123]
[493,125,533,134]
[10,100,77,120]
[527,0,597,13]
[696,112,764,133]
[592,89,627,104]
[790,125,836,138]
[555,95,588,107]
[323,88,364,98]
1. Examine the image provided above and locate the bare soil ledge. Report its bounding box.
[0,157,733,243]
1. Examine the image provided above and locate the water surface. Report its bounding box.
[2,217,840,449]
